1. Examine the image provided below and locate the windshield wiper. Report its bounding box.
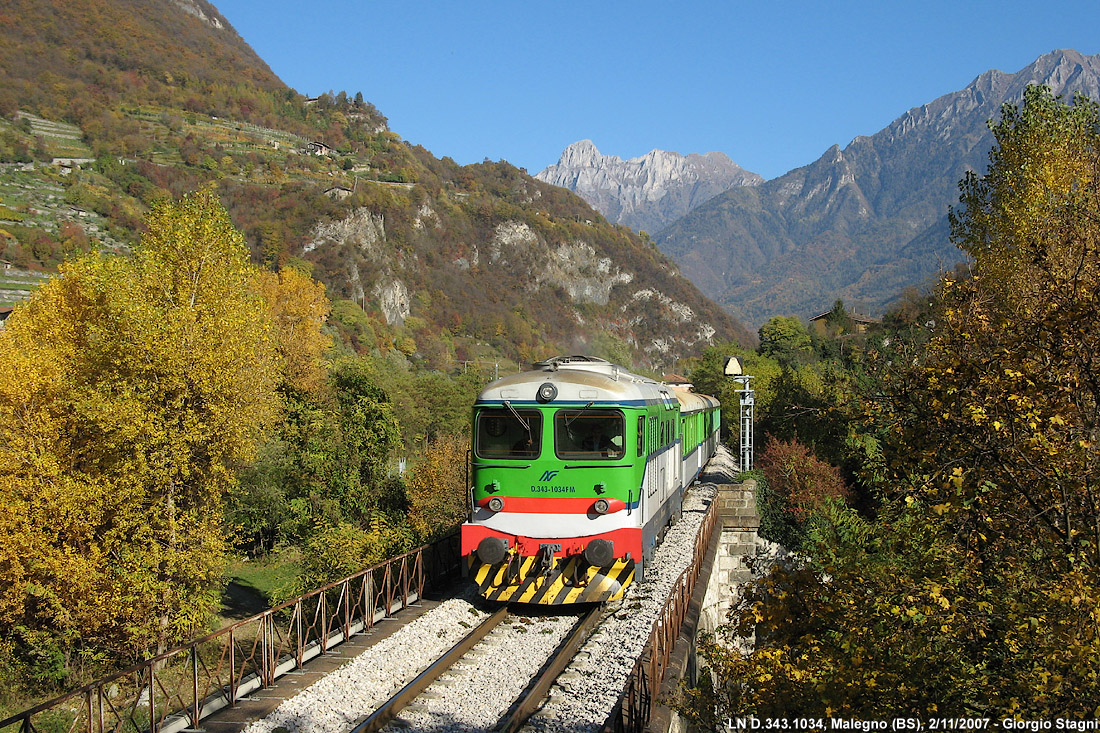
[565,401,594,427]
[502,401,530,433]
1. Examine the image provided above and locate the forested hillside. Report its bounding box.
[0,0,292,130]
[0,0,752,371]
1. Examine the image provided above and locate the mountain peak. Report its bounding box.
[1038,48,1089,66]
[557,139,612,167]
[655,47,1100,327]
[537,142,761,233]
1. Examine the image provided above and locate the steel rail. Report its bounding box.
[495,604,603,733]
[350,606,510,733]
[351,604,602,733]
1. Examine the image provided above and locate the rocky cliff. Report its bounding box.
[536,140,762,234]
[300,162,752,369]
[656,49,1100,326]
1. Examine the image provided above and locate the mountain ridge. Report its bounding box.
[655,48,1100,326]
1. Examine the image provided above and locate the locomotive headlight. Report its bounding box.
[487,496,505,512]
[536,382,558,403]
[593,498,610,515]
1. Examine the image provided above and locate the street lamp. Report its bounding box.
[724,356,755,473]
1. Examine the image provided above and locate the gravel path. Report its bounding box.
[239,446,735,733]
[239,591,491,733]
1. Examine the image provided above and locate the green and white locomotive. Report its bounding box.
[461,355,720,605]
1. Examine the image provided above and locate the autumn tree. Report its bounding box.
[682,501,990,721]
[407,434,469,542]
[893,86,1100,597]
[0,186,289,678]
[254,266,332,395]
[868,86,1100,710]
[755,438,851,550]
[683,86,1100,718]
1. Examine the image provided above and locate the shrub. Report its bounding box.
[756,438,851,549]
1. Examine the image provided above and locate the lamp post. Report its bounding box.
[724,356,755,473]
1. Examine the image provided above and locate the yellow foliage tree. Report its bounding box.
[254,267,332,395]
[0,186,301,665]
[406,434,469,542]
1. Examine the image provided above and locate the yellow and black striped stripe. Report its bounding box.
[469,555,635,605]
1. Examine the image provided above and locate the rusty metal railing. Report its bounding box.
[609,498,719,733]
[0,532,461,733]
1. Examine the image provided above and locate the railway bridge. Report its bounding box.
[0,451,770,733]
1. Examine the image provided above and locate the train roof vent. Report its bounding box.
[533,355,622,379]
[533,355,611,370]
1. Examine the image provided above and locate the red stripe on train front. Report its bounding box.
[461,523,643,559]
[475,496,630,514]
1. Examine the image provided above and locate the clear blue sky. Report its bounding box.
[213,0,1100,180]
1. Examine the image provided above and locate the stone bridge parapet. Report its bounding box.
[647,478,782,733]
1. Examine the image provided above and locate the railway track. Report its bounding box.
[352,604,603,733]
[227,469,730,733]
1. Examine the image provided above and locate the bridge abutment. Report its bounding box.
[699,480,765,639]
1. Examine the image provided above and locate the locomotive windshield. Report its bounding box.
[475,407,543,459]
[554,409,625,460]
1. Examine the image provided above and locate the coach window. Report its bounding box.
[475,408,543,459]
[555,409,625,460]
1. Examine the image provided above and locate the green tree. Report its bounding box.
[292,515,414,594]
[757,315,812,366]
[823,298,855,335]
[327,357,403,520]
[360,352,484,451]
[588,331,634,368]
[688,342,783,447]
[235,356,402,548]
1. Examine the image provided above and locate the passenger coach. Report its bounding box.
[461,355,720,605]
